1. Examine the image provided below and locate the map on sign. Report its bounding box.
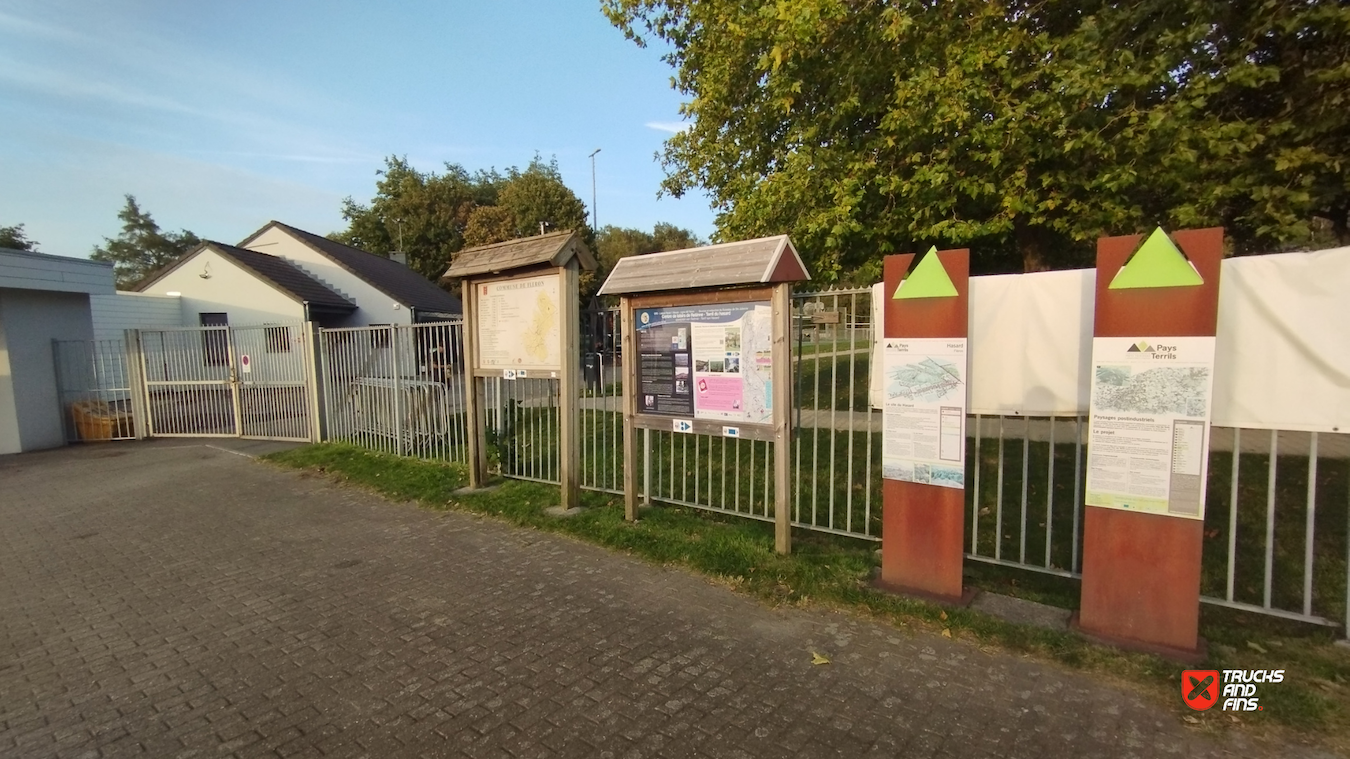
[476,273,562,372]
[887,357,962,404]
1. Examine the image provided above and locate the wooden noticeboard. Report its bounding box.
[600,235,810,554]
[442,231,596,512]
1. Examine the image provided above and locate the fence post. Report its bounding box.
[124,330,149,439]
[643,427,652,507]
[390,325,404,456]
[303,321,324,443]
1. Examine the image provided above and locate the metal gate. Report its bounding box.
[138,324,314,441]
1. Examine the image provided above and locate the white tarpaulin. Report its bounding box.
[867,245,1350,432]
[967,269,1094,416]
[1211,247,1350,432]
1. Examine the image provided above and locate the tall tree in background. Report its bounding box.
[605,0,1350,279]
[334,156,501,281]
[497,156,593,246]
[589,222,702,300]
[336,155,594,280]
[90,196,200,288]
[0,223,39,252]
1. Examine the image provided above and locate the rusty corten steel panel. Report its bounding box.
[1078,228,1222,656]
[878,250,969,604]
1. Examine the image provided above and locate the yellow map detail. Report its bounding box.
[522,290,557,362]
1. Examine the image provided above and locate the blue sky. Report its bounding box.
[0,0,714,259]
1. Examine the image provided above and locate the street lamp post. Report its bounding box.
[589,148,601,231]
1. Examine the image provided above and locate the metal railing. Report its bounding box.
[317,322,469,461]
[53,338,137,442]
[311,296,1348,630]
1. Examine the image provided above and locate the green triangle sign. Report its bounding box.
[894,246,958,299]
[1108,227,1203,289]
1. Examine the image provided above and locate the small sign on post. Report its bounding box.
[240,354,252,374]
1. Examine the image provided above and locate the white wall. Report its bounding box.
[0,288,95,453]
[243,226,411,327]
[139,249,305,327]
[90,291,184,341]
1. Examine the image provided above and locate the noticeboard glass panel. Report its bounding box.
[634,301,773,424]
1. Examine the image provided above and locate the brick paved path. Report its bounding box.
[0,442,1329,758]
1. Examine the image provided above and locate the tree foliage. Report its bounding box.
[605,0,1350,277]
[336,155,595,282]
[334,156,501,281]
[589,222,702,300]
[90,196,201,288]
[0,223,39,252]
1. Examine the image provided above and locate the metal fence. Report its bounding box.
[53,338,137,442]
[311,292,1349,630]
[317,322,469,460]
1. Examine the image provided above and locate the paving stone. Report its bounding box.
[0,441,1334,758]
[970,592,1074,631]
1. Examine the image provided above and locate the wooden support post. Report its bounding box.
[621,296,639,521]
[461,279,487,488]
[772,282,792,554]
[558,262,581,511]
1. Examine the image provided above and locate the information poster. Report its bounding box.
[635,302,773,424]
[881,338,967,489]
[476,273,561,372]
[1085,336,1216,519]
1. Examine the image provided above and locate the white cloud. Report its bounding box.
[645,121,689,134]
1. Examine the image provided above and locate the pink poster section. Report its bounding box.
[695,375,743,417]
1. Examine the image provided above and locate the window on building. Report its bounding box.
[200,313,229,366]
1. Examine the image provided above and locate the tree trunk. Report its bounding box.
[1015,224,1050,273]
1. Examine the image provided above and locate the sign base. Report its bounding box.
[1078,507,1205,654]
[1069,612,1208,665]
[880,481,966,603]
[873,575,977,609]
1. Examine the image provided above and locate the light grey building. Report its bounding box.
[0,247,116,454]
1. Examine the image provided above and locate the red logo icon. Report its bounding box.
[1182,670,1219,710]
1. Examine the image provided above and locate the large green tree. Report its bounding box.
[337,155,595,280]
[497,156,593,245]
[605,0,1350,278]
[589,222,702,300]
[335,156,502,281]
[90,196,200,288]
[0,223,39,252]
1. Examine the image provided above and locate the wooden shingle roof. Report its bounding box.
[441,230,597,279]
[598,235,809,296]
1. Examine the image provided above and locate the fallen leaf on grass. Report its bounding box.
[811,652,830,665]
[941,629,952,639]
[1246,641,1268,654]
[939,611,948,621]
